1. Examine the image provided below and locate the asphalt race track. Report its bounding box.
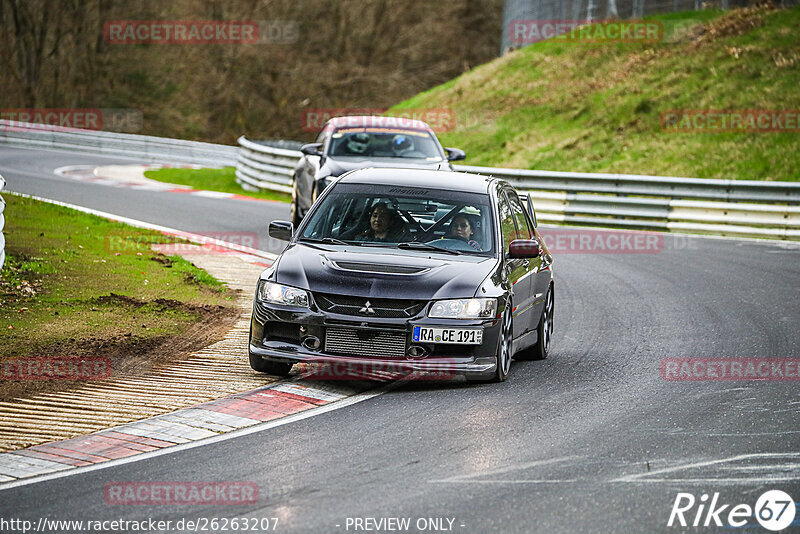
[1,145,799,533]
[0,146,290,255]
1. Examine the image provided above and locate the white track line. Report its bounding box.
[612,452,800,483]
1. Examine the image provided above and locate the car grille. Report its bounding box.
[314,293,426,318]
[325,327,407,358]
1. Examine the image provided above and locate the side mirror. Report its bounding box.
[509,239,541,258]
[269,220,294,242]
[300,142,324,156]
[445,147,466,161]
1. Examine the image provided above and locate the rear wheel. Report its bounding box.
[249,353,293,377]
[521,285,553,361]
[491,305,513,382]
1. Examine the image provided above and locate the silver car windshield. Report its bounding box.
[328,128,444,160]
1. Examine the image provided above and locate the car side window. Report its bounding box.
[507,190,533,239]
[498,190,518,253]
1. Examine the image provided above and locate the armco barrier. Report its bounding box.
[0,174,5,269]
[0,120,236,167]
[2,122,797,241]
[235,136,302,193]
[235,136,800,240]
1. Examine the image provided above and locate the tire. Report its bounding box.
[519,285,553,361]
[249,353,293,377]
[491,304,513,382]
[290,199,303,228]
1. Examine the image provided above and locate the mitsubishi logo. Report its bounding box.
[359,300,375,314]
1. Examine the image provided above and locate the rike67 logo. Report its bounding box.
[668,490,796,531]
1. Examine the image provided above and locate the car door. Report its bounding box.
[504,188,537,336]
[497,186,529,340]
[523,193,553,322]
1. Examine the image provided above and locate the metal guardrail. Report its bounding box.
[0,174,5,270]
[236,136,800,240]
[0,120,237,167]
[235,136,300,193]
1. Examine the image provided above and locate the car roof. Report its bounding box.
[326,115,434,133]
[337,168,496,194]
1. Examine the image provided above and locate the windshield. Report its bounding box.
[328,127,444,160]
[300,183,495,256]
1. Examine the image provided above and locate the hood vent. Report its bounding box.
[331,261,429,275]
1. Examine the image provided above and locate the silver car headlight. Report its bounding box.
[257,281,310,308]
[428,298,496,319]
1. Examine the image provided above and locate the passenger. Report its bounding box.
[356,202,408,242]
[446,214,481,251]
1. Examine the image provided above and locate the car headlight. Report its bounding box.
[257,281,310,307]
[428,298,496,319]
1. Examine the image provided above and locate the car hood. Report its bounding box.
[273,243,496,300]
[322,156,450,177]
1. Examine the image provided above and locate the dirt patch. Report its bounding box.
[150,253,174,267]
[0,296,239,402]
[694,3,775,46]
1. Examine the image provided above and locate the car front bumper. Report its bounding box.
[249,301,501,380]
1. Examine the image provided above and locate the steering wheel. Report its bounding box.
[427,238,480,252]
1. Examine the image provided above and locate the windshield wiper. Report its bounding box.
[298,237,359,246]
[397,242,462,255]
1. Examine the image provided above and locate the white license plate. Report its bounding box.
[412,326,482,345]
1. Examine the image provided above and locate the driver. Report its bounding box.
[391,134,414,156]
[446,214,481,251]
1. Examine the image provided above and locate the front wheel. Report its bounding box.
[491,305,513,382]
[249,353,293,377]
[290,199,303,228]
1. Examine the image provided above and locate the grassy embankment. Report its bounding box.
[143,167,291,202]
[0,195,238,400]
[143,8,799,197]
[390,5,800,180]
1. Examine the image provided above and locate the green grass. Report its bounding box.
[144,166,291,202]
[390,5,800,180]
[0,194,236,362]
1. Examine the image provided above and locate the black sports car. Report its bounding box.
[250,168,554,382]
[290,115,465,226]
